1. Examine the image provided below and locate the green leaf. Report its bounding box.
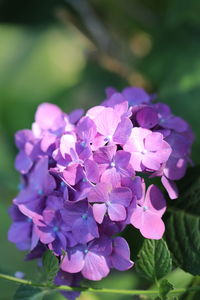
[13,285,47,300]
[159,279,174,300]
[136,239,172,282]
[165,167,200,275]
[42,250,59,284]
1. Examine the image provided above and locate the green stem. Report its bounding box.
[0,273,200,296]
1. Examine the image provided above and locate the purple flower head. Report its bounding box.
[88,182,132,223]
[130,183,166,239]
[61,236,112,281]
[9,85,194,293]
[124,127,172,171]
[61,200,99,244]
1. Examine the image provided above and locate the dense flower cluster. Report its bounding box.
[8,86,194,299]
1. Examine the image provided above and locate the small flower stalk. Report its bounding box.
[8,86,194,299]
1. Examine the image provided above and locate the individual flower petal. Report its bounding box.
[111,237,133,271]
[122,87,151,105]
[15,150,33,174]
[107,203,126,221]
[88,182,110,203]
[61,247,85,273]
[113,118,132,145]
[161,176,178,200]
[92,203,107,224]
[136,106,158,129]
[82,251,110,280]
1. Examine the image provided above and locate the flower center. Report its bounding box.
[143,205,148,211]
[104,135,111,142]
[82,213,88,220]
[110,161,115,168]
[38,189,43,196]
[81,141,87,147]
[53,226,59,232]
[141,149,148,155]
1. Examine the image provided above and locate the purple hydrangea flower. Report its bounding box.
[88,182,132,223]
[130,183,166,239]
[124,127,172,171]
[8,85,194,299]
[36,209,70,255]
[61,200,99,244]
[93,144,133,186]
[61,237,112,281]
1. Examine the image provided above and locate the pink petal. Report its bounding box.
[124,127,150,152]
[94,107,120,137]
[88,182,110,203]
[144,132,163,151]
[142,154,161,170]
[84,159,100,183]
[86,106,105,119]
[61,250,84,273]
[60,134,76,158]
[93,203,107,224]
[129,152,144,171]
[113,118,132,145]
[101,168,121,188]
[130,206,143,229]
[161,176,178,200]
[93,145,116,164]
[82,251,110,280]
[35,103,63,130]
[108,203,126,221]
[140,211,165,239]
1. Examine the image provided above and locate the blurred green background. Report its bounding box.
[0,0,200,299]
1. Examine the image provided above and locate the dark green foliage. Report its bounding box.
[42,250,59,284]
[159,279,174,300]
[136,239,172,282]
[13,285,47,300]
[165,168,200,275]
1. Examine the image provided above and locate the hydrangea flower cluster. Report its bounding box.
[8,86,194,299]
